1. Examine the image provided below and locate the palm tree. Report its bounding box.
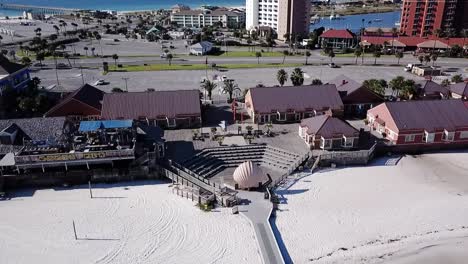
[201,80,217,100]
[64,53,72,67]
[282,50,288,64]
[112,54,119,67]
[354,48,362,64]
[418,55,424,64]
[389,76,405,97]
[423,54,431,65]
[395,51,403,64]
[311,79,322,85]
[401,79,417,100]
[431,53,438,66]
[432,28,442,53]
[391,27,398,53]
[290,68,304,86]
[84,47,89,56]
[53,25,60,35]
[451,74,463,83]
[255,51,262,64]
[95,34,103,57]
[166,53,173,65]
[91,47,96,56]
[373,50,381,65]
[36,52,45,67]
[328,50,335,63]
[276,69,288,86]
[222,80,240,102]
[304,50,311,65]
[376,28,384,37]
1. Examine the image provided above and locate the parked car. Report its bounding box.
[56,63,71,69]
[93,80,110,86]
[328,63,338,68]
[33,62,44,67]
[160,53,167,58]
[113,39,120,42]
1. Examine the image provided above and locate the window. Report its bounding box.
[423,131,435,143]
[167,118,176,128]
[443,130,455,141]
[320,138,332,149]
[342,137,353,148]
[460,131,468,139]
[277,111,286,121]
[405,135,415,142]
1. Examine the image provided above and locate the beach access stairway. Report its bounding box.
[181,144,303,179]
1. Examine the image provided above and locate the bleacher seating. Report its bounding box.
[181,144,303,179]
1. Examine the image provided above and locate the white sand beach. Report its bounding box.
[0,181,262,264]
[274,152,468,264]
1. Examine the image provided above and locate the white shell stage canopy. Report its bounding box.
[233,161,268,189]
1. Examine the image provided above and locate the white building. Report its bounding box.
[246,0,279,31]
[190,41,213,55]
[171,9,245,28]
[245,0,310,40]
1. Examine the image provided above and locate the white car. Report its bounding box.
[94,80,110,86]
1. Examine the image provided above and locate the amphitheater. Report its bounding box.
[180,144,309,187]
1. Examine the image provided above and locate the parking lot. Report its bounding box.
[33,64,427,93]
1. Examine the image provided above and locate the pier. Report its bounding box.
[0,3,79,15]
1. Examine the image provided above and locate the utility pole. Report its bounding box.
[122,77,129,92]
[72,220,78,240]
[88,181,93,199]
[80,65,85,85]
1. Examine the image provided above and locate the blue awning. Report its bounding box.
[79,120,133,132]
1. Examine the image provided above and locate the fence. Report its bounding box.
[14,149,135,165]
[269,151,310,188]
[317,143,377,166]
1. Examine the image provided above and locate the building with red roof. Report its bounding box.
[319,29,356,49]
[367,100,468,146]
[299,115,359,150]
[44,84,104,121]
[361,36,468,51]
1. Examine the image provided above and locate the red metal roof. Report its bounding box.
[361,36,467,48]
[320,29,355,39]
[44,84,104,117]
[249,85,343,114]
[369,100,468,133]
[101,90,201,120]
[301,115,358,138]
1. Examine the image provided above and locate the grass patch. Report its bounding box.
[109,63,303,72]
[209,51,284,57]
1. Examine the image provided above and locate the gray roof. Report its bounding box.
[0,55,27,75]
[327,75,362,95]
[0,117,67,141]
[416,80,449,96]
[101,90,201,119]
[385,100,468,132]
[0,117,67,154]
[249,84,343,113]
[191,41,213,49]
[301,115,358,138]
[449,82,468,97]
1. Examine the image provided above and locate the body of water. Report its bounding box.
[0,0,245,16]
[311,11,401,33]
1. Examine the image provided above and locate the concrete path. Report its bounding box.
[238,190,285,264]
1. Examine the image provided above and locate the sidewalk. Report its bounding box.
[238,190,285,264]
